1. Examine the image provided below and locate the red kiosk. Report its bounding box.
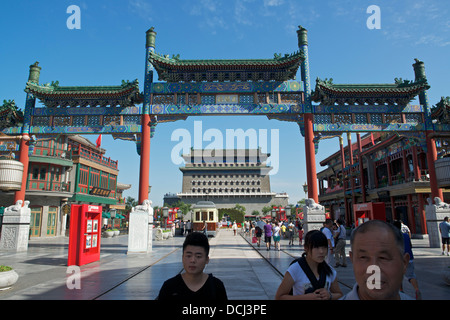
[68,204,102,266]
[353,202,386,226]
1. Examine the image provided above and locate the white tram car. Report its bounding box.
[192,201,218,237]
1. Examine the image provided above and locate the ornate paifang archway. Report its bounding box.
[3,26,444,208]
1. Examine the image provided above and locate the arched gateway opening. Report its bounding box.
[1,26,444,252]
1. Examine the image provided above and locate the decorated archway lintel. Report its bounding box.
[2,26,445,206]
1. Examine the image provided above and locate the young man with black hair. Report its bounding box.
[157,232,228,300]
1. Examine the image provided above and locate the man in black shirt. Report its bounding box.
[157,232,228,300]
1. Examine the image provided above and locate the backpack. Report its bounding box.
[288,256,327,295]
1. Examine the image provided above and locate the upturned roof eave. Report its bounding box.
[148,51,304,68]
[24,80,140,96]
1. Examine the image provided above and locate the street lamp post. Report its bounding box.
[162,207,169,230]
[303,182,308,199]
[285,206,291,222]
[271,208,276,221]
[110,208,117,229]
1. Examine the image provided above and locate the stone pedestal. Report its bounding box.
[0,201,31,252]
[425,197,450,248]
[127,200,153,254]
[147,212,153,250]
[302,198,326,234]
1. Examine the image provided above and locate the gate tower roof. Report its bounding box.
[312,78,430,105]
[24,79,143,108]
[149,50,304,83]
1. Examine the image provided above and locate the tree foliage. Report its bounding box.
[218,208,244,224]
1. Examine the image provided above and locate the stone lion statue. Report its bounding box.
[434,197,450,209]
[132,199,152,212]
[6,200,23,213]
[305,198,324,211]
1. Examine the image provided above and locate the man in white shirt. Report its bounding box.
[321,219,334,265]
[340,220,413,300]
[334,219,347,267]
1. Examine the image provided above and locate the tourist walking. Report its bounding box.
[273,223,281,251]
[334,219,347,267]
[288,221,295,246]
[263,220,273,251]
[275,230,343,300]
[202,220,208,236]
[281,222,286,238]
[255,224,262,247]
[321,219,335,265]
[185,220,192,235]
[296,219,304,245]
[439,216,450,255]
[232,221,238,236]
[393,220,422,300]
[244,220,250,236]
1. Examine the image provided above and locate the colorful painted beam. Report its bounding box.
[149,103,301,115]
[313,123,426,132]
[150,81,303,94]
[313,104,424,114]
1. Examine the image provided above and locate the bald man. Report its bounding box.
[341,220,413,300]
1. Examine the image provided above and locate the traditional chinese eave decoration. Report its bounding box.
[431,96,450,124]
[311,77,430,106]
[0,100,24,130]
[149,50,304,83]
[24,79,143,108]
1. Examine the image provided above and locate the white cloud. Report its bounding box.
[263,0,284,7]
[415,35,450,47]
[128,0,153,22]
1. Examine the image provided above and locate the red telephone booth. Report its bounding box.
[273,207,287,221]
[353,202,386,226]
[68,204,102,266]
[167,207,178,226]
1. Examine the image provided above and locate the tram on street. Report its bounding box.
[192,201,218,237]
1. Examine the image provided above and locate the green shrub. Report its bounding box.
[0,265,12,272]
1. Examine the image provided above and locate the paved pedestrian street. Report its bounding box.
[0,228,449,300]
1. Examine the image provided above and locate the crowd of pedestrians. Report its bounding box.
[158,218,432,301]
[241,216,431,300]
[166,215,450,300]
[239,218,305,251]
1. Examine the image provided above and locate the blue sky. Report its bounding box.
[1,0,449,207]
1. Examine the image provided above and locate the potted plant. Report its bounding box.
[0,265,19,290]
[112,228,120,236]
[103,229,114,238]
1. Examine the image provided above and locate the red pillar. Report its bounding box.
[412,146,420,180]
[407,194,416,234]
[339,136,345,170]
[347,133,353,165]
[304,113,318,202]
[139,114,151,204]
[426,132,443,202]
[357,133,366,202]
[14,134,30,204]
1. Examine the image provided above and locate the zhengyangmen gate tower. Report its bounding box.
[2,26,448,235]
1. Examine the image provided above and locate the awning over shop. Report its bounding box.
[102,212,125,219]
